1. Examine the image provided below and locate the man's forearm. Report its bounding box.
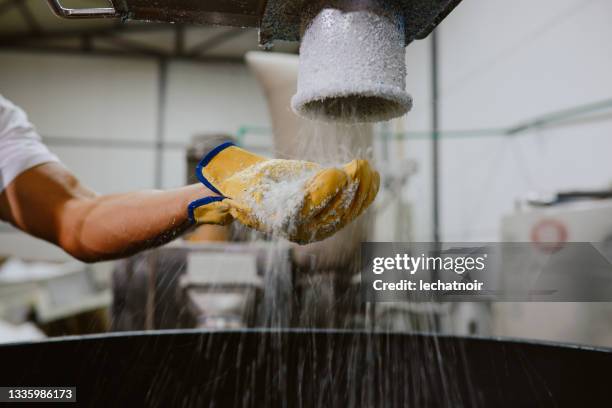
[0,163,213,262]
[59,184,206,261]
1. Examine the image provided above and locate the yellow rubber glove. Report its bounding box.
[188,142,379,244]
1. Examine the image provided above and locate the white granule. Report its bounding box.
[340,180,360,211]
[231,159,321,238]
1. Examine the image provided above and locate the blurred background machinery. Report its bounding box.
[494,193,612,347]
[1,0,612,349]
[0,258,109,342]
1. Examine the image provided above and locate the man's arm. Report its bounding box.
[0,162,212,262]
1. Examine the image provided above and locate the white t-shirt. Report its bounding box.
[0,94,59,192]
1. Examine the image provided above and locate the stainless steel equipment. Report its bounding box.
[47,0,462,122]
[46,0,461,47]
[0,260,109,326]
[111,241,294,331]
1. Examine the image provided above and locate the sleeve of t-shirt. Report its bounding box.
[0,94,60,192]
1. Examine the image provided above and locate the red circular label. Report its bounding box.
[530,218,568,253]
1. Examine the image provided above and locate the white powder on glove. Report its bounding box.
[232,159,320,238]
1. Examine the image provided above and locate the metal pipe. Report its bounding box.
[155,58,168,189]
[292,2,412,123]
[430,29,442,324]
[46,0,118,19]
[431,29,441,245]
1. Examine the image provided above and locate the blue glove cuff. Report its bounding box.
[195,141,236,196]
[187,196,226,224]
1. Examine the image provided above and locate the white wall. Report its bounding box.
[0,53,159,194]
[402,0,612,241]
[0,51,269,261]
[2,0,612,258]
[163,62,270,188]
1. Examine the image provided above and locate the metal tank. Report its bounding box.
[1,329,610,407]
